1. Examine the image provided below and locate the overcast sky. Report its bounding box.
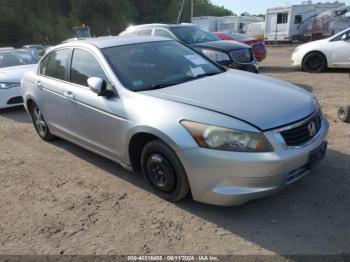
[211,0,350,15]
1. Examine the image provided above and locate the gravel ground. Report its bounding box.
[0,46,349,256]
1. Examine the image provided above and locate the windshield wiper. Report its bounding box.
[192,72,221,79]
[137,72,222,92]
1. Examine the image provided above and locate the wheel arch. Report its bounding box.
[127,127,184,172]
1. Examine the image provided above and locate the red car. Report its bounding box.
[214,32,267,62]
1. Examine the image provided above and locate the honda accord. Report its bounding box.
[21,36,329,206]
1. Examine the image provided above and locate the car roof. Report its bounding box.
[56,35,171,49]
[124,23,197,32]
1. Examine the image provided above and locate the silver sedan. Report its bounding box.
[21,36,329,206]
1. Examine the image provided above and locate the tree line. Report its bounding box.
[0,0,233,46]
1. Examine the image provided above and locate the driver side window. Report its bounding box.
[70,49,109,87]
[332,30,350,41]
[344,31,350,40]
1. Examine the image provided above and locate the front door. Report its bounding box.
[331,30,350,67]
[63,48,126,159]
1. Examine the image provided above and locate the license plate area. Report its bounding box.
[308,142,327,169]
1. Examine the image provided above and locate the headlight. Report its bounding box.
[312,97,324,118]
[0,82,20,89]
[181,120,273,152]
[201,49,230,62]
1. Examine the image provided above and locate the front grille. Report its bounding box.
[230,49,253,64]
[280,113,322,146]
[7,96,23,105]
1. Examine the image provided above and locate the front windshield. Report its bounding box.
[0,51,38,68]
[171,27,221,44]
[103,41,223,92]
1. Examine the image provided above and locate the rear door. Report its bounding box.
[37,48,73,134]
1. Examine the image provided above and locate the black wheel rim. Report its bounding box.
[306,55,323,71]
[146,153,176,192]
[33,106,47,137]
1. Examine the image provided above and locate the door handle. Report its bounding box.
[36,80,43,89]
[64,90,75,100]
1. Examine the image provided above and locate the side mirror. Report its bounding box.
[87,77,106,96]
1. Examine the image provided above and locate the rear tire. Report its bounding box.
[141,139,190,202]
[30,103,56,141]
[302,52,327,73]
[338,106,350,123]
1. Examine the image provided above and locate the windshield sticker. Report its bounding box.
[185,55,209,65]
[132,80,144,87]
[190,66,205,77]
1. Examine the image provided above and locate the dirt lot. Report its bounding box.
[0,46,349,256]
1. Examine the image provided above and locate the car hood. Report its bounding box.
[297,38,329,50]
[192,40,251,52]
[144,70,315,130]
[0,64,38,82]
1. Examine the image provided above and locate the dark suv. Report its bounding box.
[119,24,259,73]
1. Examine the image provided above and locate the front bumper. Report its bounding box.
[0,85,23,109]
[226,62,259,73]
[291,51,303,67]
[177,118,329,206]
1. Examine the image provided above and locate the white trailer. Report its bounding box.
[246,22,265,38]
[265,1,345,42]
[216,16,264,33]
[192,16,219,32]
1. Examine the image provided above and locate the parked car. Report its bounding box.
[0,49,38,109]
[120,24,259,73]
[292,28,350,72]
[23,44,45,52]
[0,47,15,51]
[214,32,267,62]
[21,36,329,206]
[22,44,50,58]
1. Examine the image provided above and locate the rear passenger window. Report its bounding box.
[39,55,49,75]
[70,49,108,87]
[45,49,70,80]
[154,29,175,39]
[137,29,153,36]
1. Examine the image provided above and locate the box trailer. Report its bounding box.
[192,16,219,32]
[246,22,265,39]
[216,16,264,33]
[265,1,345,42]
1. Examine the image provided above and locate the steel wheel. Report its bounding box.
[146,153,176,192]
[141,139,190,202]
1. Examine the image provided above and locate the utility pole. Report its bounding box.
[191,0,194,23]
[177,0,185,23]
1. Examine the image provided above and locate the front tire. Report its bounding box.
[30,103,56,141]
[141,140,190,202]
[302,52,327,73]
